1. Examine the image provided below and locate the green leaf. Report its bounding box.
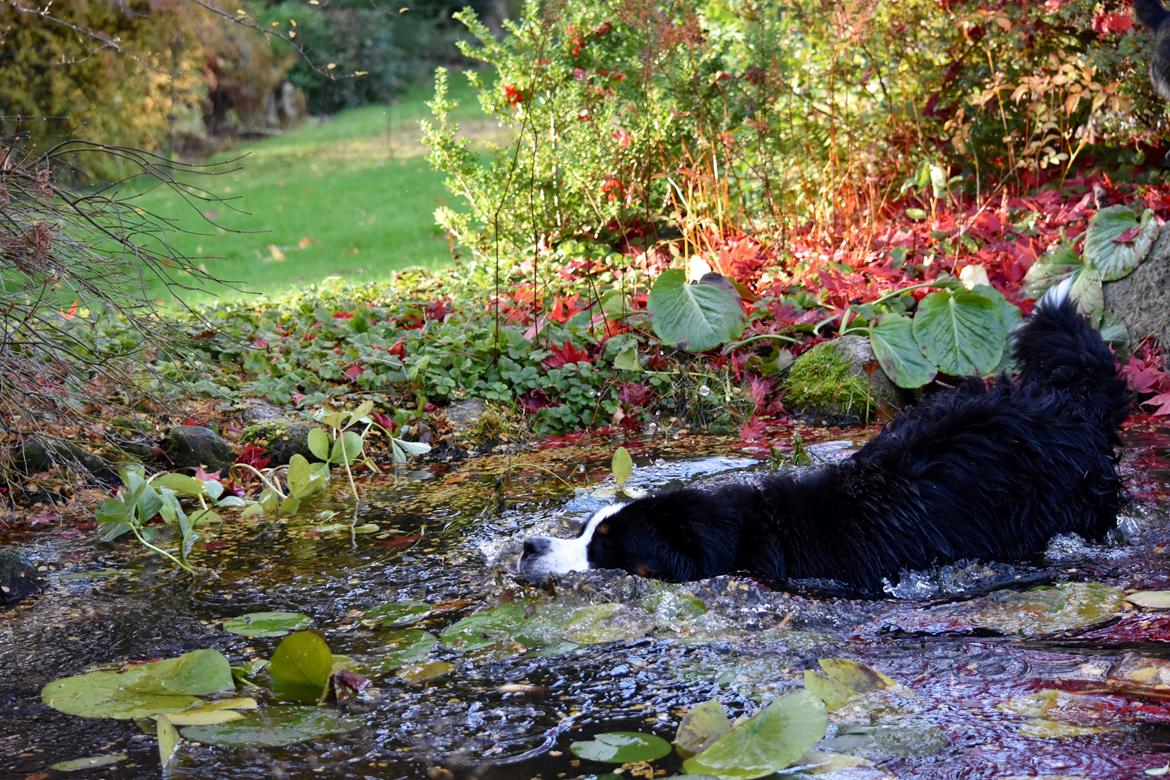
[181,706,361,748]
[570,732,672,763]
[1083,205,1157,281]
[1021,244,1082,299]
[223,612,312,638]
[611,446,633,487]
[439,603,528,652]
[362,601,433,628]
[870,315,937,389]
[348,400,375,425]
[648,269,745,353]
[398,660,455,682]
[307,428,330,461]
[804,658,896,711]
[971,582,1125,636]
[152,473,204,498]
[41,649,234,719]
[331,430,364,465]
[269,631,333,704]
[682,690,828,779]
[390,438,431,464]
[1126,591,1170,610]
[674,700,732,758]
[49,753,127,772]
[613,343,640,371]
[911,289,1005,376]
[1069,264,1104,325]
[157,714,179,769]
[373,630,438,672]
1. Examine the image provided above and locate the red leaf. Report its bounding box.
[1114,226,1142,244]
[1143,392,1170,416]
[387,337,406,359]
[503,84,524,106]
[332,311,354,319]
[543,339,591,369]
[370,411,396,431]
[377,533,421,550]
[194,465,222,482]
[343,363,364,381]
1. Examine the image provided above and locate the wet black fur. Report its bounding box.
[584,298,1129,595]
[1134,0,1170,101]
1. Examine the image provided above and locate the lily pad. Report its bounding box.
[49,753,127,772]
[561,603,654,645]
[804,658,896,711]
[157,715,180,768]
[439,603,528,653]
[41,649,234,719]
[373,630,437,673]
[398,660,455,683]
[269,631,333,704]
[683,689,828,779]
[181,706,361,747]
[570,731,673,763]
[362,600,433,628]
[673,699,732,758]
[972,582,1125,636]
[223,611,312,638]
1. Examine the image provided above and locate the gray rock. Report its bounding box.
[163,426,235,473]
[240,419,320,466]
[1104,224,1170,351]
[0,549,42,606]
[783,335,901,424]
[15,437,119,483]
[241,398,286,425]
[445,398,487,433]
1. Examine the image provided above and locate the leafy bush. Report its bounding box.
[425,0,1163,258]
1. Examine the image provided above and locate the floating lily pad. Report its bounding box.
[181,706,361,747]
[561,603,654,645]
[269,632,333,704]
[683,690,828,779]
[362,601,433,628]
[398,660,454,683]
[49,753,127,772]
[673,699,732,758]
[804,658,896,711]
[41,649,234,719]
[372,630,437,673]
[160,697,256,726]
[223,611,312,638]
[570,731,672,763]
[439,603,528,652]
[157,715,179,768]
[972,582,1125,636]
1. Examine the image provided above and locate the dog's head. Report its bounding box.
[516,490,742,582]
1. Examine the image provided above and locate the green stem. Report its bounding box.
[129,524,195,575]
[229,463,286,499]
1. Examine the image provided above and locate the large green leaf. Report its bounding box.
[648,269,745,353]
[41,649,234,719]
[1069,264,1104,325]
[1082,205,1157,281]
[181,706,361,747]
[570,732,672,763]
[682,689,828,779]
[911,289,1005,376]
[870,315,937,389]
[269,632,333,704]
[673,699,732,758]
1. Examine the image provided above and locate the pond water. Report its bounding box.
[3,426,1170,779]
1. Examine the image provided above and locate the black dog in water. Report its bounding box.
[517,281,1129,595]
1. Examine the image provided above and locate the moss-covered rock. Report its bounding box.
[783,335,899,424]
[0,548,42,605]
[239,419,322,466]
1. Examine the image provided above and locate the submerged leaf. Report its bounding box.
[181,706,361,747]
[673,699,732,758]
[49,753,127,772]
[570,731,672,763]
[683,689,828,779]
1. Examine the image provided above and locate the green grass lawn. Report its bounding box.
[133,76,495,307]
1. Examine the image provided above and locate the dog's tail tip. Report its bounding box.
[1037,275,1075,312]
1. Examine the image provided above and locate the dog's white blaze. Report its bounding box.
[521,503,623,575]
[1039,275,1075,310]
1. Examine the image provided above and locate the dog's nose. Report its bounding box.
[521,537,550,559]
